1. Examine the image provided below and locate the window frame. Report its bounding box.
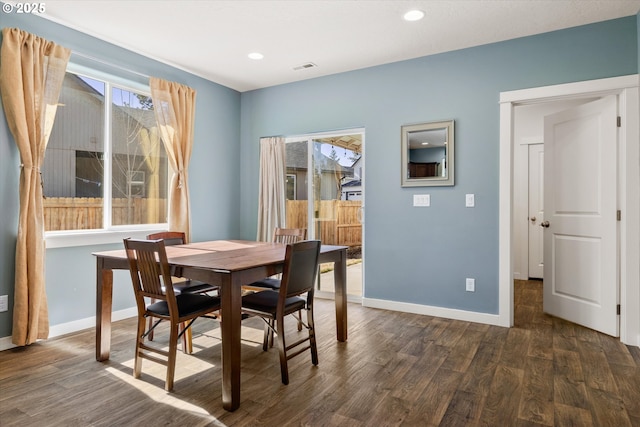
[45,63,168,249]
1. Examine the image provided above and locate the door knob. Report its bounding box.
[530,216,536,222]
[540,221,550,228]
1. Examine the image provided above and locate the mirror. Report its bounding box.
[401,120,454,187]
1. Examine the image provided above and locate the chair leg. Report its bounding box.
[308,307,318,366]
[179,322,193,354]
[276,315,289,385]
[134,315,146,379]
[166,322,179,391]
[262,318,275,351]
[297,309,303,331]
[148,298,156,341]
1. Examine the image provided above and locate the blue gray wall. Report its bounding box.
[0,12,241,338]
[239,17,638,314]
[0,12,638,341]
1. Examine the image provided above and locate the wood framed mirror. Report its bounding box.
[401,120,455,187]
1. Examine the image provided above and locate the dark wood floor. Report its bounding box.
[1,280,639,426]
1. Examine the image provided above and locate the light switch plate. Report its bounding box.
[466,278,475,292]
[465,194,475,207]
[413,194,430,207]
[0,295,8,312]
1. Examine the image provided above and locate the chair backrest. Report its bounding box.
[273,227,307,244]
[147,231,186,246]
[124,238,177,305]
[279,240,321,298]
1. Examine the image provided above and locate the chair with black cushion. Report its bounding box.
[124,238,221,391]
[244,227,308,338]
[146,231,219,296]
[146,231,219,353]
[246,227,307,290]
[241,240,321,385]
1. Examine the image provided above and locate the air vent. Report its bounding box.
[293,62,317,71]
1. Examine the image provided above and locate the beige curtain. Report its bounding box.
[140,127,161,223]
[0,28,70,345]
[256,137,286,241]
[149,77,196,242]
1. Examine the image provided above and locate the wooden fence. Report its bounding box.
[43,197,167,231]
[43,197,362,247]
[286,200,362,247]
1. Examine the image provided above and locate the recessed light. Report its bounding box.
[404,10,425,21]
[248,52,264,60]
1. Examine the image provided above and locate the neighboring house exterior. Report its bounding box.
[44,73,168,200]
[341,156,362,200]
[285,141,353,201]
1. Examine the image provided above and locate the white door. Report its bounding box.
[542,95,618,336]
[528,144,544,279]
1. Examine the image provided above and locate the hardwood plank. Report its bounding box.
[518,356,554,426]
[553,349,589,409]
[554,403,594,427]
[500,328,531,370]
[403,367,463,425]
[608,362,640,421]
[587,387,633,427]
[478,365,524,426]
[439,389,484,427]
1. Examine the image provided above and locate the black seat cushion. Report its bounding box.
[242,290,305,315]
[246,278,280,290]
[173,279,218,294]
[147,293,220,317]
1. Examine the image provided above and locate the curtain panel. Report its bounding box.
[149,77,196,242]
[0,28,70,345]
[256,137,286,242]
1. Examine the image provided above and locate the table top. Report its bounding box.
[93,239,346,273]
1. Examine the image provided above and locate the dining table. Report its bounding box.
[92,239,348,411]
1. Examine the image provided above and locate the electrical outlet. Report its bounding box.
[465,278,475,292]
[0,295,8,312]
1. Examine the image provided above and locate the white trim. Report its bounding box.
[519,136,543,146]
[363,298,503,326]
[45,227,167,248]
[499,75,639,103]
[499,74,640,346]
[0,307,137,352]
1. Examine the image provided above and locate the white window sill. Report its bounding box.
[45,227,167,249]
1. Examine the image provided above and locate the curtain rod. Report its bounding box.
[70,51,150,80]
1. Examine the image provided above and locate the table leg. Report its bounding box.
[220,274,242,411]
[333,248,348,342]
[96,259,113,361]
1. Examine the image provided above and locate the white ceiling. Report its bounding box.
[31,0,640,92]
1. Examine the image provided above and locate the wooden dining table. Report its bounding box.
[92,239,348,411]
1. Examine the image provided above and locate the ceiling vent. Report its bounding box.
[293,62,317,71]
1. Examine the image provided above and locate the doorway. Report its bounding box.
[285,129,365,301]
[498,75,640,346]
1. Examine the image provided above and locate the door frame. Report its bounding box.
[498,75,640,346]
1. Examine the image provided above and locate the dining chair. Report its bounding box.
[146,231,219,353]
[241,240,321,385]
[245,227,307,291]
[124,238,221,391]
[244,227,308,337]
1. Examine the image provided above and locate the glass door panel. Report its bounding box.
[285,131,363,298]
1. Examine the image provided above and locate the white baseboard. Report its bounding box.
[362,297,504,327]
[0,306,137,352]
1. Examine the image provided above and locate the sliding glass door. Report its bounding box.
[285,129,364,299]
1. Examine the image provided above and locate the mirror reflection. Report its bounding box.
[401,120,454,187]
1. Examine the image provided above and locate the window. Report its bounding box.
[44,65,168,233]
[286,174,296,200]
